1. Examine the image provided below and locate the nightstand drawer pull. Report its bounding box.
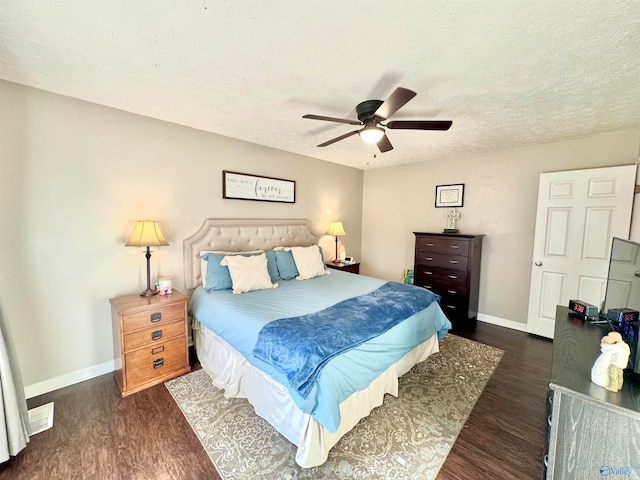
[447,289,457,294]
[446,304,456,309]
[449,260,459,264]
[150,312,162,323]
[450,245,460,249]
[448,274,458,279]
[151,346,164,355]
[153,358,164,369]
[426,243,434,246]
[424,271,433,275]
[151,330,163,340]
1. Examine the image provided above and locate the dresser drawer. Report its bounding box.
[123,319,185,352]
[436,284,469,299]
[440,298,469,320]
[416,236,470,256]
[122,303,185,332]
[415,267,467,288]
[414,253,468,271]
[125,336,187,387]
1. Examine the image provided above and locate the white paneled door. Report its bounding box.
[527,165,637,338]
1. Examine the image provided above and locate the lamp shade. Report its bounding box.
[125,221,169,247]
[326,221,346,237]
[359,126,385,144]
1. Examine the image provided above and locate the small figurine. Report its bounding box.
[591,331,630,392]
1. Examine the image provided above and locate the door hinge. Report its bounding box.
[636,185,640,194]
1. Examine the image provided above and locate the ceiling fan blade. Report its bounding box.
[377,133,393,153]
[317,130,360,147]
[386,120,453,131]
[303,114,361,126]
[373,87,417,120]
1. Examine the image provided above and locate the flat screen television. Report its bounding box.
[602,237,640,316]
[601,237,640,372]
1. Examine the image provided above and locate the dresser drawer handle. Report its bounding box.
[152,358,164,369]
[448,274,458,279]
[426,243,434,246]
[151,346,165,355]
[446,304,456,309]
[447,289,457,294]
[424,271,433,275]
[450,245,459,249]
[151,330,163,340]
[150,312,162,323]
[425,257,433,261]
[449,260,458,264]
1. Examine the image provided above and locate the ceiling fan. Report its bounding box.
[302,87,452,153]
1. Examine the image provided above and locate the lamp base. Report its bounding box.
[140,288,159,297]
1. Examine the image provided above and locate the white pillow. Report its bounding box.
[290,245,329,280]
[220,253,279,294]
[199,249,263,287]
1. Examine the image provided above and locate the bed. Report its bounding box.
[183,218,451,467]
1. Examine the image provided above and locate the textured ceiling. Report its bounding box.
[1,1,640,170]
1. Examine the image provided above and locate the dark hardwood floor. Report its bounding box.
[441,323,552,480]
[0,322,552,480]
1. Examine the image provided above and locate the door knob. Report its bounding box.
[535,260,543,266]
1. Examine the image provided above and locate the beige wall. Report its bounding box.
[0,80,363,390]
[361,130,640,326]
[2,77,639,393]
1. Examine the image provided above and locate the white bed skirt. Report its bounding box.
[193,319,440,468]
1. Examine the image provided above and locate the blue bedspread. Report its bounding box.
[253,281,440,398]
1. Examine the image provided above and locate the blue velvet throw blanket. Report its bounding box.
[252,281,440,398]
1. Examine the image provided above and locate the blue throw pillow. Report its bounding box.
[202,252,263,292]
[265,250,281,283]
[274,249,299,280]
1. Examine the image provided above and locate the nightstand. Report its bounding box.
[325,261,360,274]
[110,290,190,397]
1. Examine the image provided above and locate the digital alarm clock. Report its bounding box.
[607,308,640,323]
[568,299,599,319]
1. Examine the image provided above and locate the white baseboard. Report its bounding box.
[477,313,528,332]
[24,360,115,399]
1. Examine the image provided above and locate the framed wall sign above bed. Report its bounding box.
[222,170,296,203]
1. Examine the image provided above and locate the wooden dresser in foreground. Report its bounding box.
[413,232,483,327]
[546,306,640,479]
[110,290,190,397]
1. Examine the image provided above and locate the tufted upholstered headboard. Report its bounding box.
[183,218,319,290]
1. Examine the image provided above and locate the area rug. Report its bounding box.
[165,334,503,480]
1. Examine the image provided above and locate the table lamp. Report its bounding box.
[326,221,346,263]
[125,220,169,296]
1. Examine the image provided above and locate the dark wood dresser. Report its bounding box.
[546,306,640,479]
[413,232,483,326]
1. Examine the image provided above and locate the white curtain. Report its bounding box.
[0,302,30,462]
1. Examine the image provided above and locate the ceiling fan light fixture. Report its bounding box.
[359,126,385,144]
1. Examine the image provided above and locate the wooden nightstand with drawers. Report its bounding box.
[110,290,190,397]
[325,261,360,274]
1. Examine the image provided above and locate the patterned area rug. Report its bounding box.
[165,334,503,480]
